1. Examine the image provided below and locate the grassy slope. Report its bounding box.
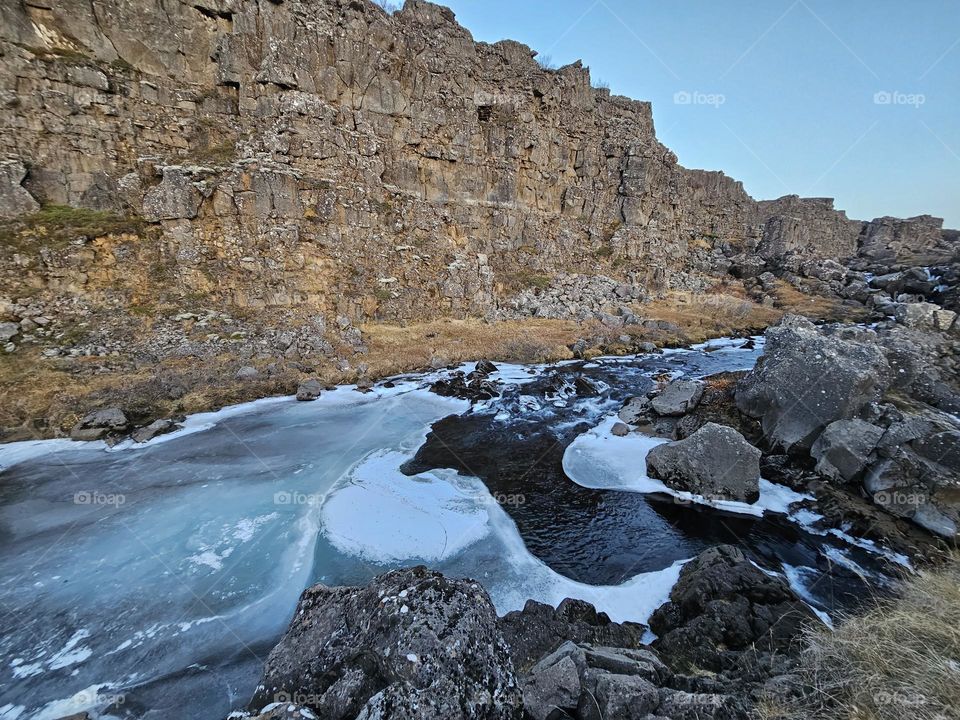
[762,557,960,720]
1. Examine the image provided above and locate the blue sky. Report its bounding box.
[440,0,960,227]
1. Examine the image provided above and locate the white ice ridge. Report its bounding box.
[320,448,687,625]
[562,414,811,517]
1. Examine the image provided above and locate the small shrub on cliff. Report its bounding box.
[761,557,960,720]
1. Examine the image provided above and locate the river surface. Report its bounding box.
[0,337,909,720]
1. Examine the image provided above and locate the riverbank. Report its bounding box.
[0,283,863,443]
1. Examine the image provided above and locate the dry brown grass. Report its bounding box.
[769,280,871,323]
[642,290,784,340]
[0,284,861,441]
[760,557,960,720]
[360,318,579,373]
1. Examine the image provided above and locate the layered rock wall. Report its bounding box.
[0,0,954,324]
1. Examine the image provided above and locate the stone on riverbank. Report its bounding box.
[651,379,705,416]
[736,316,889,452]
[70,407,129,441]
[646,423,761,503]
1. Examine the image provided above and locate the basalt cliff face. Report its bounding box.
[0,0,957,439]
[0,0,953,319]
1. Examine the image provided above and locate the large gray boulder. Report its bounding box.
[249,566,521,720]
[864,441,960,538]
[894,302,956,332]
[810,419,884,482]
[650,379,705,417]
[736,316,889,452]
[646,423,761,503]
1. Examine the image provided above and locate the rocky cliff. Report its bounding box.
[1,0,954,322]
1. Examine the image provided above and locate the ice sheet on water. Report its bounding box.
[562,414,810,517]
[321,450,490,563]
[320,451,687,625]
[0,438,99,473]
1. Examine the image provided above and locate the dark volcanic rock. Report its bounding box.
[499,598,647,673]
[430,370,500,401]
[250,566,521,720]
[649,545,820,672]
[70,407,129,441]
[736,316,889,452]
[646,423,762,503]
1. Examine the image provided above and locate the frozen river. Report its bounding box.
[0,338,907,720]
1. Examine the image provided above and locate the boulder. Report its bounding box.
[431,371,500,401]
[236,365,259,380]
[0,321,19,343]
[295,378,323,401]
[645,423,761,503]
[810,419,884,482]
[649,545,820,672]
[249,566,521,720]
[499,598,647,672]
[473,359,498,376]
[131,419,175,443]
[0,159,40,218]
[618,396,650,425]
[650,379,705,417]
[736,316,889,452]
[611,422,630,437]
[893,302,956,332]
[864,442,960,537]
[70,407,129,441]
[521,641,666,720]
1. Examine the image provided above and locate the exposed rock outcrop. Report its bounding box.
[0,0,954,332]
[649,545,820,672]
[249,566,521,720]
[243,545,823,720]
[735,316,889,452]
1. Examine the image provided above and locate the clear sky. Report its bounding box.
[439,0,960,227]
